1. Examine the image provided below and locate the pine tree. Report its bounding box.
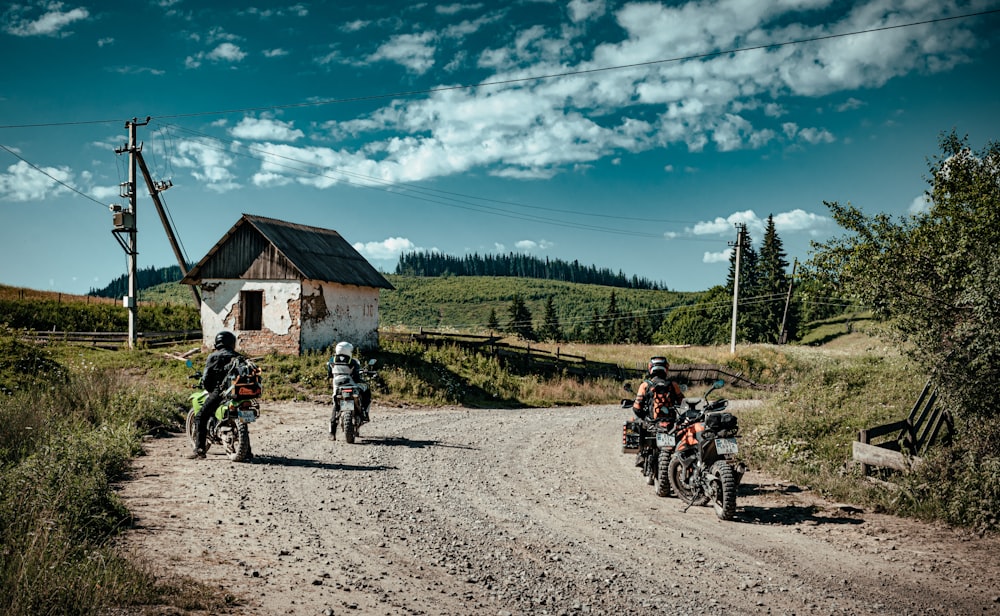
[486,307,500,333]
[758,215,790,343]
[506,294,536,341]
[538,296,563,342]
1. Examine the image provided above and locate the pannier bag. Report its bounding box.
[622,420,641,454]
[704,411,738,436]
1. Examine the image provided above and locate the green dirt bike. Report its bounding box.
[184,359,261,462]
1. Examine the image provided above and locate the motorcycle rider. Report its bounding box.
[188,330,250,460]
[327,341,371,423]
[631,357,683,470]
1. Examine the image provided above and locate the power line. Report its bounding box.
[0,143,109,208]
[154,121,693,238]
[0,9,995,130]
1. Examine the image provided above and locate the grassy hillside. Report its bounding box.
[135,275,704,334]
[380,274,701,333]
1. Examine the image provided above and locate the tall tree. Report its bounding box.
[486,307,500,333]
[505,294,535,341]
[538,296,563,342]
[758,214,790,343]
[604,291,622,343]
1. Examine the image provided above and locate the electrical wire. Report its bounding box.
[0,9,994,130]
[0,143,109,208]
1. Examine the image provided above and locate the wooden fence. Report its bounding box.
[381,329,767,388]
[853,379,953,475]
[23,330,202,350]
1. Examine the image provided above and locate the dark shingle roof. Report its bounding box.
[182,214,394,290]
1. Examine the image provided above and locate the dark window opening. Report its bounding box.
[240,290,263,331]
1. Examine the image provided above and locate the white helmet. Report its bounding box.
[335,341,353,358]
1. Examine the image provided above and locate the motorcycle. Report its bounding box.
[329,358,378,444]
[184,358,261,463]
[621,384,679,493]
[667,379,746,520]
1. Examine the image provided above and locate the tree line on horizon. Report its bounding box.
[395,251,667,291]
[89,264,191,299]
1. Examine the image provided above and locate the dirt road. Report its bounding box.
[118,402,1000,615]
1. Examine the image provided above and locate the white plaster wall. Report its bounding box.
[300,280,381,352]
[199,279,300,348]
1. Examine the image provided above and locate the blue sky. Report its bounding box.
[1,0,998,296]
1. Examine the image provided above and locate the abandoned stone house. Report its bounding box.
[180,214,394,356]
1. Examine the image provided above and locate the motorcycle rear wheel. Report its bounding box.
[656,451,673,497]
[667,456,708,506]
[344,411,356,444]
[226,421,252,462]
[709,460,737,520]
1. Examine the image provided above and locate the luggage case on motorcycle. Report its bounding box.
[622,420,641,454]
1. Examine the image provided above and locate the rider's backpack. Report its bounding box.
[648,380,674,418]
[224,356,262,400]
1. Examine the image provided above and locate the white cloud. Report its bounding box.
[690,208,828,238]
[837,97,865,112]
[703,249,732,264]
[368,32,436,73]
[0,161,73,202]
[514,239,554,251]
[568,0,606,23]
[217,2,982,190]
[230,117,304,142]
[170,141,239,192]
[4,5,89,37]
[908,194,932,215]
[207,42,246,62]
[97,37,114,47]
[263,48,288,58]
[436,3,483,15]
[353,237,416,260]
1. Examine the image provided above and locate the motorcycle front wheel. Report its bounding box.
[667,456,708,506]
[185,408,212,454]
[708,460,737,520]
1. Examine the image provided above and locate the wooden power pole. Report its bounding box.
[778,258,798,344]
[112,117,148,349]
[729,223,746,355]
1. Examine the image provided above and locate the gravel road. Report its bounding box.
[118,401,1000,615]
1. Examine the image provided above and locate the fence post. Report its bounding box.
[858,429,870,477]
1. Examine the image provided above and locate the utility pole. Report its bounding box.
[778,258,798,344]
[135,150,201,308]
[112,118,148,349]
[729,223,746,355]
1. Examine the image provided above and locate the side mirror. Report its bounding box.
[367,358,378,367]
[680,384,688,392]
[185,359,193,369]
[622,382,633,393]
[714,379,725,388]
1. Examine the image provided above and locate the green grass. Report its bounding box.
[0,327,233,616]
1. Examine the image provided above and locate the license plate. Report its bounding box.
[656,433,676,448]
[715,437,738,455]
[341,398,355,411]
[237,410,257,423]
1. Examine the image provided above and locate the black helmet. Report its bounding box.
[649,365,667,379]
[214,330,236,350]
[648,356,668,373]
